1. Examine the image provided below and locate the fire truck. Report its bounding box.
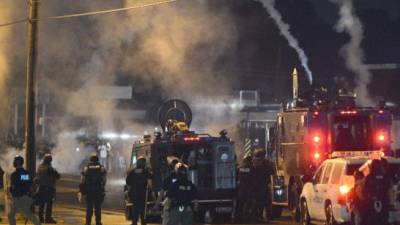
[268,69,393,220]
[128,99,236,222]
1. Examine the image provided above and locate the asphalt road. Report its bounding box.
[56,174,296,225]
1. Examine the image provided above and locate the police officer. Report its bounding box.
[80,153,107,225]
[153,157,180,211]
[361,159,391,225]
[7,155,41,225]
[162,163,197,225]
[36,153,60,223]
[237,154,256,222]
[252,149,274,222]
[126,157,152,225]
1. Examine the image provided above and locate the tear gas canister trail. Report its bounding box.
[259,0,313,84]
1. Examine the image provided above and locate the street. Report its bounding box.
[0,174,294,225]
[1,0,399,224]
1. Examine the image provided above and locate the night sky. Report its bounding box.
[222,0,400,103]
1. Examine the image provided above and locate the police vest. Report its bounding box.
[10,169,32,197]
[84,164,105,192]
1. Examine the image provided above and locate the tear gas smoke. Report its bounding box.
[1,0,240,173]
[122,0,238,98]
[0,147,24,172]
[190,97,241,136]
[52,133,91,174]
[0,2,26,134]
[259,0,313,84]
[330,0,374,106]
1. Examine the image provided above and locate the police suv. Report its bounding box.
[300,154,400,225]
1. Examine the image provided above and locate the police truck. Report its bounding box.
[268,69,393,220]
[128,99,236,223]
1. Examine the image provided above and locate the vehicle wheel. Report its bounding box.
[325,203,337,225]
[300,199,311,225]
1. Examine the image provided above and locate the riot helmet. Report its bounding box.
[242,154,252,167]
[136,157,146,169]
[90,153,99,163]
[175,162,188,179]
[369,159,382,175]
[13,155,24,168]
[43,153,53,165]
[253,148,266,159]
[167,156,180,170]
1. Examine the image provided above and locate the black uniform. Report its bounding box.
[126,167,152,225]
[237,160,256,221]
[8,167,41,225]
[162,172,178,192]
[81,162,107,225]
[252,156,274,221]
[360,167,391,225]
[36,162,60,222]
[163,178,197,225]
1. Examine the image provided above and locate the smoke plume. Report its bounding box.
[0,2,26,134]
[259,0,313,84]
[122,0,238,98]
[330,0,374,106]
[1,0,240,173]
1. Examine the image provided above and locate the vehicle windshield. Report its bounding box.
[333,115,372,151]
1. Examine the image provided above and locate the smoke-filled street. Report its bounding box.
[45,174,294,225]
[1,0,400,225]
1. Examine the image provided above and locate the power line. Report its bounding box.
[0,18,28,27]
[0,0,177,28]
[44,0,177,20]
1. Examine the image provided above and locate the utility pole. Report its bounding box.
[25,0,40,175]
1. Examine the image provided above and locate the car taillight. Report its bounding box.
[338,185,350,205]
[339,185,350,195]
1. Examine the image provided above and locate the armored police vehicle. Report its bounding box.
[129,99,236,222]
[268,69,393,220]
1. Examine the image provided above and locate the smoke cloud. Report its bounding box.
[259,0,313,84]
[330,0,374,106]
[121,0,238,98]
[1,0,240,173]
[0,2,26,134]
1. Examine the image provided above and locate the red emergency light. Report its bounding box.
[313,135,321,144]
[378,109,384,115]
[183,137,200,142]
[376,132,387,143]
[340,110,357,115]
[313,152,321,160]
